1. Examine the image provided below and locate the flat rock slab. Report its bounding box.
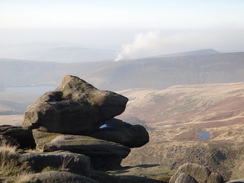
[43,134,131,170]
[18,151,91,177]
[32,129,61,150]
[22,75,128,134]
[90,118,149,148]
[27,171,98,183]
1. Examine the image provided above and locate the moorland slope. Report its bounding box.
[0,51,244,90]
[118,82,244,180]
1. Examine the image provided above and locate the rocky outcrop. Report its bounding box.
[20,75,148,171]
[31,130,131,170]
[22,75,128,134]
[169,163,224,183]
[174,173,198,183]
[0,125,35,148]
[43,134,131,170]
[0,75,152,182]
[0,75,228,183]
[26,171,99,183]
[18,151,91,176]
[89,118,149,148]
[208,173,225,183]
[32,129,60,150]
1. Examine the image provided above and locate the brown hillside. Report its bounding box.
[1,51,244,91]
[118,83,244,181]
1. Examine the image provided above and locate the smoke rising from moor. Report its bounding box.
[114,29,244,61]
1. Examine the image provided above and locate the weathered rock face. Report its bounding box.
[174,173,198,183]
[0,125,35,148]
[32,129,61,150]
[169,163,224,183]
[208,173,225,183]
[22,75,128,134]
[43,134,131,170]
[18,151,91,177]
[0,135,18,146]
[89,118,149,148]
[2,75,151,181]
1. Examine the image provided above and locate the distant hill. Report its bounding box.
[26,47,116,63]
[118,82,244,180]
[0,50,243,90]
[0,43,116,63]
[156,48,219,57]
[0,92,38,115]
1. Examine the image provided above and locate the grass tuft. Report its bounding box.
[0,142,33,182]
[15,173,35,183]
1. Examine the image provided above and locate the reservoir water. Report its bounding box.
[197,132,211,141]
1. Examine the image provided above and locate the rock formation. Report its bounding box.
[0,75,227,182]
[169,163,224,183]
[26,171,99,183]
[0,75,151,182]
[89,118,149,148]
[0,125,35,148]
[22,75,128,134]
[18,151,91,176]
[174,173,198,183]
[43,134,131,170]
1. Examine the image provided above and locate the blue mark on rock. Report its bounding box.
[99,124,108,129]
[197,132,211,141]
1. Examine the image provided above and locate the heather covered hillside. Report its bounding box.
[118,82,244,180]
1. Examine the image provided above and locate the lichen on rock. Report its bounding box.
[22,75,128,135]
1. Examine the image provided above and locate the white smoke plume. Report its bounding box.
[114,30,165,61]
[114,29,244,61]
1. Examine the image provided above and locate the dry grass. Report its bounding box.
[14,173,34,183]
[0,142,18,176]
[0,142,33,182]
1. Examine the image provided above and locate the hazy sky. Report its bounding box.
[1,0,244,29]
[0,0,244,60]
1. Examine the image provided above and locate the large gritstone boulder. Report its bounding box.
[43,134,131,170]
[174,173,198,183]
[89,118,149,148]
[22,75,128,134]
[169,163,224,183]
[18,151,91,177]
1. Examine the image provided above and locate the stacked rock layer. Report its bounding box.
[22,75,149,170]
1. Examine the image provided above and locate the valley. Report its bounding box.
[1,51,244,91]
[0,82,243,180]
[118,83,244,180]
[0,50,243,181]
